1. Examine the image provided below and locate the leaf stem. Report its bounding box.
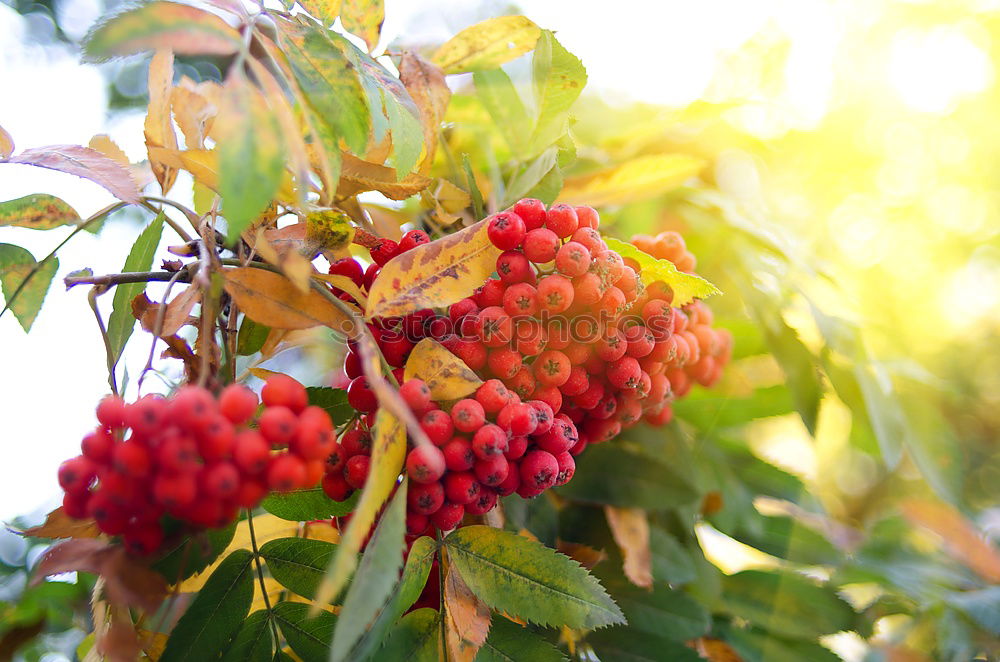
[88,287,118,396]
[246,510,281,653]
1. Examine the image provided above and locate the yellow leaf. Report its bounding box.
[169,76,219,150]
[0,123,14,159]
[404,338,483,401]
[88,134,131,166]
[298,0,341,26]
[431,15,541,75]
[340,0,383,51]
[337,153,432,201]
[901,498,1000,583]
[22,507,100,539]
[312,273,368,308]
[559,154,705,207]
[603,506,653,589]
[306,210,355,252]
[444,559,491,661]
[145,49,179,194]
[365,218,500,319]
[312,407,406,609]
[222,267,358,332]
[398,51,451,173]
[365,204,407,241]
[250,226,315,294]
[604,237,719,308]
[147,147,296,204]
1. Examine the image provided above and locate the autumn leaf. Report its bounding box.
[3,145,143,203]
[341,0,384,51]
[337,153,432,200]
[299,0,341,26]
[365,218,500,319]
[134,286,201,337]
[604,237,719,308]
[404,338,483,401]
[82,1,243,61]
[222,267,357,332]
[901,498,1000,583]
[87,134,130,166]
[399,51,451,173]
[145,49,179,195]
[604,506,653,589]
[169,76,220,150]
[147,147,295,205]
[0,124,13,159]
[432,15,541,74]
[250,226,315,293]
[0,243,59,332]
[0,194,81,230]
[559,154,704,207]
[444,559,491,661]
[21,506,100,539]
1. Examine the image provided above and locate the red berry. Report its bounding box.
[545,203,579,238]
[529,401,554,434]
[465,489,498,516]
[608,356,642,389]
[262,374,308,413]
[451,399,486,433]
[571,227,604,253]
[537,275,574,314]
[495,465,520,496]
[534,350,571,388]
[363,264,380,290]
[197,414,235,461]
[204,462,240,499]
[219,383,259,424]
[347,377,378,414]
[259,406,298,447]
[62,491,89,519]
[488,347,522,380]
[293,414,335,462]
[487,212,526,250]
[126,395,168,440]
[502,282,538,317]
[449,298,479,324]
[58,456,96,494]
[512,198,546,230]
[328,257,364,286]
[523,228,560,263]
[81,428,114,464]
[430,501,465,530]
[496,250,534,284]
[474,279,506,308]
[624,324,655,358]
[505,435,528,460]
[400,379,432,416]
[419,409,454,446]
[554,452,575,485]
[555,241,592,277]
[520,450,559,491]
[370,238,399,266]
[170,385,216,431]
[595,329,627,361]
[113,443,150,478]
[322,472,353,501]
[345,454,371,489]
[268,453,307,492]
[474,455,509,487]
[449,337,488,372]
[341,427,372,456]
[477,306,513,348]
[476,379,511,415]
[573,272,605,306]
[472,424,507,459]
[123,523,163,556]
[406,445,447,484]
[505,366,536,400]
[235,479,268,509]
[575,206,600,229]
[234,429,271,475]
[399,229,430,253]
[408,480,445,515]
[444,472,481,505]
[575,380,605,410]
[497,402,537,436]
[538,417,577,454]
[561,365,590,397]
[443,437,476,471]
[533,385,563,413]
[598,286,625,315]
[96,395,128,429]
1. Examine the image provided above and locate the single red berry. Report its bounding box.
[555,241,592,277]
[328,257,364,286]
[406,511,430,536]
[624,324,655,358]
[505,435,528,461]
[113,443,150,479]
[58,456,96,494]
[529,401,554,435]
[398,229,430,253]
[595,329,627,361]
[574,380,605,410]
[449,338,488,372]
[488,347,522,380]
[502,282,538,317]
[258,406,298,447]
[219,383,259,425]
[443,437,476,471]
[537,275,574,314]
[497,402,538,437]
[293,415,335,462]
[533,385,563,413]
[400,379,433,416]
[406,445,447,484]
[322,472,353,501]
[474,455,509,487]
[96,395,128,429]
[554,451,575,485]
[267,453,307,492]
[538,417,578,454]
[62,491,89,519]
[560,365,590,397]
[380,334,415,368]
[235,479,268,509]
[512,198,546,230]
[430,501,466,530]
[534,350,571,388]
[170,385,216,431]
[362,264,380,290]
[495,464,520,496]
[477,306,513,348]
[444,472,481,505]
[451,399,486,433]
[408,480,445,515]
[344,454,371,489]
[496,250,534,284]
[449,297,479,324]
[573,272,605,306]
[81,428,114,464]
[487,212,526,250]
[520,450,559,491]
[545,203,579,238]
[571,227,605,254]
[204,462,240,499]
[234,429,271,475]
[419,409,454,446]
[197,414,236,461]
[598,286,626,315]
[575,206,600,229]
[123,523,164,556]
[476,379,511,415]
[325,443,348,475]
[370,239,400,266]
[262,374,309,413]
[608,356,642,390]
[584,417,621,444]
[504,366,536,400]
[347,377,379,414]
[523,228,560,263]
[341,427,372,456]
[472,424,507,459]
[125,395,168,440]
[474,279,506,308]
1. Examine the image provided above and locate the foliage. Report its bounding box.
[1,1,998,661]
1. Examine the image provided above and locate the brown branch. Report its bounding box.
[64,271,193,288]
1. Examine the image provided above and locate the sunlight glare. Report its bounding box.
[888,26,993,113]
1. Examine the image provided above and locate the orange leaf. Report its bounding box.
[4,144,142,203]
[365,218,500,319]
[694,637,744,661]
[0,124,13,159]
[337,153,432,201]
[170,76,220,150]
[444,559,491,661]
[222,267,357,332]
[145,49,179,195]
[901,497,1000,583]
[399,52,450,173]
[604,506,653,589]
[403,338,483,401]
[135,286,201,337]
[21,507,100,539]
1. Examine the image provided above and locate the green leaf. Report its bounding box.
[237,316,270,355]
[431,15,541,74]
[153,521,237,583]
[603,237,719,308]
[330,479,408,662]
[554,442,699,509]
[587,629,702,662]
[107,213,164,365]
[386,94,424,178]
[444,525,624,629]
[503,146,557,207]
[160,549,255,662]
[217,79,286,243]
[350,535,438,661]
[463,154,485,220]
[614,586,709,642]
[475,616,566,662]
[221,609,273,662]
[501,493,558,547]
[474,69,531,158]
[0,194,80,230]
[526,161,563,205]
[272,601,336,662]
[720,624,841,662]
[529,30,586,155]
[260,538,338,600]
[82,1,242,61]
[304,387,354,426]
[261,487,359,521]
[720,570,856,640]
[380,608,440,661]
[0,243,58,332]
[728,514,842,567]
[673,385,796,431]
[277,18,369,155]
[649,526,696,586]
[853,361,906,468]
[945,587,1000,634]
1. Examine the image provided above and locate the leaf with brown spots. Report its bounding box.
[365,218,500,319]
[444,559,491,662]
[404,338,483,401]
[145,49,179,194]
[604,506,653,588]
[3,144,143,203]
[399,52,450,172]
[0,194,81,230]
[21,507,100,539]
[901,497,1000,583]
[222,267,358,332]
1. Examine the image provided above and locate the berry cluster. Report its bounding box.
[57,375,334,554]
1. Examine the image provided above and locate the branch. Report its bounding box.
[64,270,192,289]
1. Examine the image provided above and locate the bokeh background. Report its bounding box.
[1,0,999,659]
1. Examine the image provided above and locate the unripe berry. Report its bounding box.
[519,450,559,491]
[406,445,447,484]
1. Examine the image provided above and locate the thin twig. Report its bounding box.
[88,287,118,396]
[246,510,281,652]
[137,265,193,395]
[65,270,192,288]
[140,200,194,244]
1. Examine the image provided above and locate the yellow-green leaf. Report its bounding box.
[83,1,242,61]
[399,51,451,173]
[604,237,719,307]
[0,194,80,230]
[404,338,483,402]
[365,218,500,319]
[432,15,541,74]
[299,0,341,26]
[340,0,384,51]
[559,154,704,207]
[529,30,587,155]
[313,407,406,608]
[222,268,357,331]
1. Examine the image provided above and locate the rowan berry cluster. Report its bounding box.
[57,375,334,554]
